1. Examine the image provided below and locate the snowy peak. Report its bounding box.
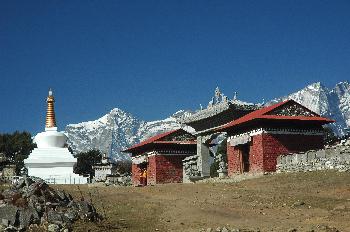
[65,108,192,161]
[66,81,350,161]
[271,81,350,135]
[333,81,350,97]
[308,81,326,90]
[332,82,350,128]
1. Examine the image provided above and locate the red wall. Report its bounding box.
[249,134,264,173]
[227,133,324,176]
[132,154,186,186]
[227,135,264,176]
[147,155,157,185]
[261,133,323,172]
[227,145,241,176]
[131,164,142,186]
[152,155,184,184]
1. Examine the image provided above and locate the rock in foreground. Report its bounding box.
[0,176,101,231]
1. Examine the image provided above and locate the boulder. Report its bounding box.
[22,182,41,197]
[0,176,101,230]
[18,207,40,228]
[14,179,26,189]
[4,225,18,232]
[24,176,34,187]
[47,210,66,225]
[48,223,60,232]
[64,208,79,222]
[0,204,18,226]
[72,201,99,221]
[2,189,20,202]
[56,190,69,203]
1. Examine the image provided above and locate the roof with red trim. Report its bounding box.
[122,129,196,153]
[218,99,335,131]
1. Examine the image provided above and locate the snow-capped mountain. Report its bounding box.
[66,81,350,161]
[270,81,350,136]
[65,109,193,160]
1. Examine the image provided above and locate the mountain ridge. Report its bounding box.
[65,81,350,160]
[65,108,193,160]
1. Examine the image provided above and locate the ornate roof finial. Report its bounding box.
[208,97,214,108]
[215,87,221,104]
[45,88,57,129]
[233,92,238,100]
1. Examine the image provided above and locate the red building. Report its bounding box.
[123,129,196,186]
[218,100,334,175]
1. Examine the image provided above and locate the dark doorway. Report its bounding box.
[240,143,250,173]
[138,162,147,170]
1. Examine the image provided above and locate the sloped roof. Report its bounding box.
[122,129,196,153]
[218,99,334,131]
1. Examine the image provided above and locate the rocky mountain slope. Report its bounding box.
[65,109,193,160]
[270,81,350,136]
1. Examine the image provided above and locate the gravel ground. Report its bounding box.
[56,171,350,232]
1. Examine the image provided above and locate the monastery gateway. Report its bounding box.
[124,88,334,186]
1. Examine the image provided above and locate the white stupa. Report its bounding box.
[24,89,87,184]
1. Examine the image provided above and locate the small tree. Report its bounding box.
[0,131,36,174]
[73,149,102,179]
[324,127,338,146]
[115,160,132,175]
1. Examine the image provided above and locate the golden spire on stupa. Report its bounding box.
[45,88,57,128]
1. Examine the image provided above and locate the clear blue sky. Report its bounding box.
[1,0,349,134]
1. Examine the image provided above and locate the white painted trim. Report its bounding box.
[131,154,148,164]
[147,151,192,157]
[193,125,225,135]
[146,151,158,157]
[228,128,324,143]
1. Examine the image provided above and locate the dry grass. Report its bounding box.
[5,171,350,231]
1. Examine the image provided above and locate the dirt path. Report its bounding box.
[57,171,350,232]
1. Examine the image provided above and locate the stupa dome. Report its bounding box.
[34,130,67,148]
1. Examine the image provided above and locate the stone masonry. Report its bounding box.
[277,142,350,173]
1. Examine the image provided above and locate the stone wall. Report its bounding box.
[182,155,200,183]
[277,145,350,172]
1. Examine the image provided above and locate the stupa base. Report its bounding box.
[27,166,88,184]
[25,147,88,184]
